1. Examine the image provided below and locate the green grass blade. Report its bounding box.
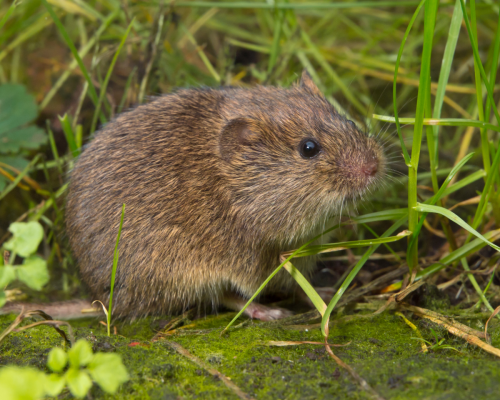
[397,166,477,183]
[388,229,500,290]
[469,0,490,174]
[40,0,101,119]
[485,13,500,148]
[181,22,220,82]
[415,203,500,253]
[0,154,41,201]
[295,50,348,116]
[362,223,403,262]
[46,121,63,175]
[393,0,425,166]
[464,129,500,237]
[283,261,326,316]
[407,153,476,258]
[432,0,463,164]
[440,169,486,198]
[227,38,270,54]
[290,231,411,258]
[0,0,18,32]
[58,114,79,156]
[350,209,408,224]
[222,221,343,333]
[430,153,475,203]
[40,10,118,110]
[108,204,125,337]
[320,217,407,337]
[118,67,137,114]
[0,12,52,62]
[267,8,284,75]
[459,0,500,126]
[173,2,422,10]
[372,116,500,134]
[33,184,69,221]
[300,29,367,116]
[90,18,134,134]
[407,0,439,271]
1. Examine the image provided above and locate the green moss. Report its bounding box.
[1,310,500,399]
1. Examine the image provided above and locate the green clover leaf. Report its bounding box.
[88,353,129,393]
[47,347,68,373]
[65,369,92,398]
[4,222,44,258]
[0,366,46,400]
[43,373,66,397]
[16,256,49,291]
[0,265,16,287]
[68,340,93,368]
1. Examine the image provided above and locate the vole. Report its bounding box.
[64,71,384,321]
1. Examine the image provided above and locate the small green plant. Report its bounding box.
[0,221,49,307]
[0,339,129,399]
[411,328,461,353]
[92,204,125,337]
[0,83,47,191]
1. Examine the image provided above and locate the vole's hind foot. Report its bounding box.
[245,303,294,321]
[221,292,293,321]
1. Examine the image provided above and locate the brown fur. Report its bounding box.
[66,71,385,318]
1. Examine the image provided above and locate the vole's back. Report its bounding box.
[67,80,384,318]
[68,89,233,317]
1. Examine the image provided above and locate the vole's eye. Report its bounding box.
[299,139,321,159]
[347,120,356,127]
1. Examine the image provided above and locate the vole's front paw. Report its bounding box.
[245,303,294,321]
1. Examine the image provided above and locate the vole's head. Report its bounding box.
[218,71,385,240]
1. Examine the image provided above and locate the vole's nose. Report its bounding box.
[362,161,378,177]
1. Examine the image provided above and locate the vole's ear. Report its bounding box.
[219,118,262,163]
[300,70,323,97]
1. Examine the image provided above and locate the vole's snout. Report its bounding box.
[335,146,382,196]
[361,160,378,177]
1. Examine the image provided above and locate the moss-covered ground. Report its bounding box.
[1,306,500,400]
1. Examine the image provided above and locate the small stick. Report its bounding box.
[267,340,350,347]
[0,308,74,346]
[151,309,196,341]
[409,309,500,359]
[437,264,498,290]
[395,312,428,353]
[164,340,255,400]
[14,320,74,345]
[485,305,500,344]
[402,304,487,339]
[324,339,386,400]
[373,279,426,316]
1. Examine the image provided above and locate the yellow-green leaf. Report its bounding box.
[68,340,93,368]
[65,369,92,398]
[88,353,129,393]
[47,347,68,373]
[4,221,44,258]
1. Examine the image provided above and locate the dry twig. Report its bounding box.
[164,340,255,400]
[485,305,500,344]
[0,308,74,346]
[324,339,385,400]
[402,304,500,358]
